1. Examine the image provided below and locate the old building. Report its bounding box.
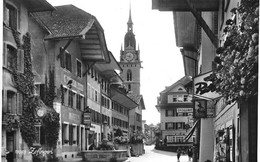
[156,76,194,148]
[119,8,145,137]
[152,0,258,162]
[2,0,55,162]
[29,4,111,160]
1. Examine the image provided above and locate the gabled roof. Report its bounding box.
[32,5,96,39]
[32,5,110,62]
[127,94,146,110]
[160,76,192,94]
[23,0,56,12]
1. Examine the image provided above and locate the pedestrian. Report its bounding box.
[177,148,181,162]
[187,147,193,161]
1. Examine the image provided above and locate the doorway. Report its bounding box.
[6,131,15,162]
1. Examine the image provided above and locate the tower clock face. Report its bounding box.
[125,52,134,61]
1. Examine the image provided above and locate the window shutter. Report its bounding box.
[17,49,24,73]
[165,110,168,117]
[69,124,72,145]
[62,123,65,145]
[77,126,80,145]
[3,43,7,67]
[60,48,65,68]
[16,92,23,115]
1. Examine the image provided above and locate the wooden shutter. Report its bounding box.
[77,126,80,145]
[60,48,65,68]
[17,49,24,73]
[69,124,72,145]
[3,43,6,67]
[16,92,23,115]
[62,123,65,145]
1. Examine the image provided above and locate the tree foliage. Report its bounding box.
[205,0,258,103]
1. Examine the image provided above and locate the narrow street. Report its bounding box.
[127,145,190,162]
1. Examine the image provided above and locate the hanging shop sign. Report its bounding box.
[193,99,207,118]
[83,112,91,128]
[193,71,220,100]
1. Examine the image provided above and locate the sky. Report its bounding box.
[47,0,185,125]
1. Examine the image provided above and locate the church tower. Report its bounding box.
[119,7,142,95]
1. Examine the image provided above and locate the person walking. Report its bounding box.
[188,147,193,161]
[177,148,181,162]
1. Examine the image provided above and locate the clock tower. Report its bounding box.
[119,8,142,95]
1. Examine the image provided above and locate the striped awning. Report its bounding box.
[184,119,199,142]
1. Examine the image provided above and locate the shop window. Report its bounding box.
[76,60,82,78]
[5,3,18,30]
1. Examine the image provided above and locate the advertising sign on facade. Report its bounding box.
[177,108,193,113]
[193,99,207,118]
[193,71,220,100]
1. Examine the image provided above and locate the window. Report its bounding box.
[68,90,75,108]
[76,60,82,77]
[62,123,69,145]
[128,84,131,91]
[5,3,17,29]
[183,95,188,102]
[166,110,173,117]
[176,137,183,143]
[72,125,77,145]
[127,70,132,81]
[7,45,17,70]
[76,94,83,110]
[95,91,98,102]
[7,91,16,113]
[65,52,72,71]
[167,123,173,130]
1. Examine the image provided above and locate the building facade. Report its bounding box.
[152,0,258,162]
[156,76,195,148]
[2,1,55,162]
[119,8,145,136]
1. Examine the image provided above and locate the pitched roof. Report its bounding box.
[32,5,99,39]
[127,93,146,109]
[161,76,192,94]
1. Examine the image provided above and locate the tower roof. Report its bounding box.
[127,7,133,25]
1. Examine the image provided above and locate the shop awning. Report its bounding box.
[184,119,199,142]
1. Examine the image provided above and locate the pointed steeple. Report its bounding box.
[127,2,133,32]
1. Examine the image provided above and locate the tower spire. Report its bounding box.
[127,1,133,32]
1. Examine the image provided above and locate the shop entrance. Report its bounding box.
[6,131,15,162]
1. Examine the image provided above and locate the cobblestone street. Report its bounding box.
[127,145,190,162]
